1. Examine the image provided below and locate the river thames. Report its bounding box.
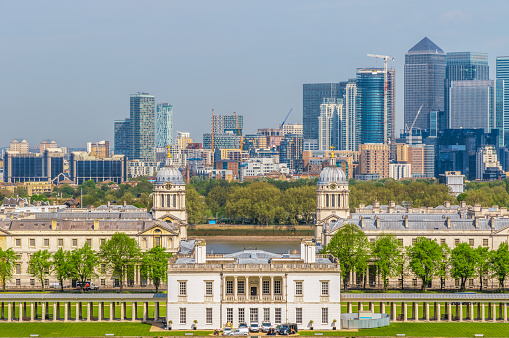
[205,239,301,254]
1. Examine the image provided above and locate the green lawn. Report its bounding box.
[302,322,509,337]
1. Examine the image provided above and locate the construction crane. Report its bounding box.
[211,109,214,150]
[407,104,423,145]
[234,112,243,151]
[270,108,293,150]
[367,54,395,145]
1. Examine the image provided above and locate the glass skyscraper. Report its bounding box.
[156,102,174,148]
[404,37,446,132]
[356,68,395,145]
[302,82,346,140]
[497,56,509,146]
[114,118,130,157]
[130,93,156,161]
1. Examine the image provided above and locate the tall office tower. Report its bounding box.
[404,37,446,132]
[203,114,243,150]
[356,68,395,145]
[114,119,130,157]
[279,134,304,173]
[303,82,347,140]
[318,98,342,151]
[449,80,496,133]
[343,79,358,151]
[130,93,156,161]
[497,57,509,146]
[445,52,489,125]
[156,102,173,148]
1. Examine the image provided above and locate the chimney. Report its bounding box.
[51,220,57,230]
[195,241,207,264]
[460,201,466,208]
[444,201,451,208]
[446,217,451,229]
[389,201,396,208]
[375,216,379,229]
[93,220,99,230]
[403,215,409,228]
[300,240,306,261]
[360,216,365,228]
[474,218,478,228]
[302,241,315,264]
[123,201,127,207]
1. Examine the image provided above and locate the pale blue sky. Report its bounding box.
[1,0,508,148]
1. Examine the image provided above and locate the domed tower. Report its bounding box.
[152,148,187,237]
[315,148,350,243]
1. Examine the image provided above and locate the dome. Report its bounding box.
[155,166,185,185]
[318,165,347,185]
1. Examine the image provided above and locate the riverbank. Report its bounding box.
[197,235,311,241]
[188,224,314,237]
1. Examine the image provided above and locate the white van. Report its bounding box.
[49,282,66,289]
[229,328,249,336]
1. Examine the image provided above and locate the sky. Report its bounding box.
[1,0,508,148]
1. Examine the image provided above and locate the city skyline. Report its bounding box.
[1,0,508,147]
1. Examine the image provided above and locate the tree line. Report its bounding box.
[323,224,509,292]
[0,233,171,293]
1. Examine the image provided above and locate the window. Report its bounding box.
[263,280,270,295]
[58,239,63,247]
[412,279,417,287]
[205,281,213,296]
[155,236,161,247]
[101,279,106,286]
[321,281,329,296]
[238,308,245,323]
[250,308,258,323]
[43,239,49,247]
[295,281,303,295]
[455,239,460,246]
[440,239,446,245]
[274,280,281,295]
[206,308,213,324]
[29,239,35,247]
[275,308,281,324]
[321,308,328,324]
[263,308,270,322]
[15,239,21,247]
[412,238,416,245]
[16,264,21,274]
[179,281,187,296]
[469,279,474,287]
[238,281,245,294]
[296,308,302,324]
[100,238,105,246]
[483,239,489,247]
[30,279,35,286]
[179,308,186,324]
[469,239,474,247]
[398,238,403,246]
[455,279,459,287]
[16,279,20,286]
[87,239,92,247]
[226,280,233,294]
[44,279,49,287]
[72,239,78,247]
[16,254,21,260]
[226,308,233,324]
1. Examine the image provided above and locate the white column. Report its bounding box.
[31,303,35,322]
[259,276,263,299]
[448,303,452,322]
[470,302,474,322]
[381,302,386,314]
[7,302,12,322]
[504,303,508,323]
[481,303,486,322]
[436,302,441,322]
[63,303,68,322]
[390,302,396,321]
[98,302,103,322]
[41,302,46,322]
[87,302,91,321]
[120,302,125,321]
[234,276,238,301]
[270,276,274,300]
[18,302,24,322]
[143,302,148,322]
[492,302,496,322]
[403,302,408,322]
[413,302,418,322]
[75,303,80,322]
[110,302,114,321]
[425,302,429,322]
[154,303,159,321]
[53,303,57,322]
[132,302,136,322]
[347,302,352,313]
[459,303,463,322]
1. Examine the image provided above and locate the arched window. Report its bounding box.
[154,229,162,247]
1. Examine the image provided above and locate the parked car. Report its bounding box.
[222,327,232,336]
[261,322,272,333]
[229,328,249,336]
[49,282,67,289]
[76,281,99,291]
[239,323,248,329]
[249,323,259,332]
[276,323,298,335]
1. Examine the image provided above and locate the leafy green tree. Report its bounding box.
[464,189,494,207]
[52,248,70,292]
[407,237,442,291]
[68,244,99,293]
[14,186,28,197]
[371,234,403,292]
[490,242,509,290]
[0,248,17,291]
[100,232,141,292]
[186,185,205,224]
[140,246,172,292]
[28,250,52,291]
[322,224,370,291]
[450,243,477,292]
[205,186,229,218]
[246,182,281,225]
[475,246,492,291]
[437,243,451,290]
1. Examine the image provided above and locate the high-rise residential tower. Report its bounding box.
[497,57,509,146]
[114,119,130,157]
[130,93,156,161]
[156,102,174,148]
[342,79,358,151]
[356,68,395,145]
[303,82,347,140]
[404,37,446,132]
[318,98,342,151]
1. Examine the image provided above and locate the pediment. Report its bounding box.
[140,221,179,235]
[156,212,186,225]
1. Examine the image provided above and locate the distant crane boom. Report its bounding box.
[270,108,293,149]
[367,54,395,145]
[234,112,243,151]
[408,104,423,145]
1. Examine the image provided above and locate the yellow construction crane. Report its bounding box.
[367,54,395,145]
[234,112,243,151]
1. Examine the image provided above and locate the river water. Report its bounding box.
[206,240,300,254]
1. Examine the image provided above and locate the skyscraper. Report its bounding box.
[156,102,174,148]
[497,56,509,146]
[445,52,489,126]
[318,98,342,151]
[303,82,347,140]
[114,119,130,157]
[342,79,358,151]
[356,68,395,145]
[130,93,156,161]
[203,114,243,150]
[404,37,446,132]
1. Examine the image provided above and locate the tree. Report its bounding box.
[371,234,403,292]
[0,248,17,291]
[186,186,205,225]
[140,246,172,292]
[450,243,477,292]
[437,243,451,291]
[475,246,492,292]
[52,248,70,292]
[100,232,141,292]
[68,244,99,293]
[28,250,52,291]
[322,224,370,291]
[407,237,442,291]
[205,186,229,218]
[490,242,509,291]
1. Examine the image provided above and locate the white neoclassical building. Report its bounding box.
[167,241,341,330]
